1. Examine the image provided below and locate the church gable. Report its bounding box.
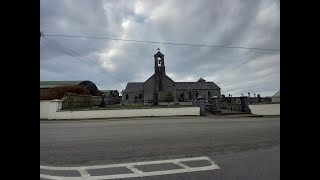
[165,74,175,83]
[122,49,222,103]
[123,82,143,92]
[159,75,175,100]
[143,74,155,101]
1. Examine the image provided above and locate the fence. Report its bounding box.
[120,100,196,105]
[61,93,121,110]
[61,99,198,110]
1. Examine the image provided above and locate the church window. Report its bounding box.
[126,94,129,100]
[157,57,161,66]
[208,91,211,98]
[139,93,142,99]
[189,91,192,99]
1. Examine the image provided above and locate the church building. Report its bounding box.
[122,50,221,104]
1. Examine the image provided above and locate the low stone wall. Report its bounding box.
[158,102,175,106]
[249,104,280,115]
[178,101,194,106]
[220,103,242,111]
[41,100,200,120]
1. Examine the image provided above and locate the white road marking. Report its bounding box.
[173,161,191,169]
[126,165,144,175]
[40,156,220,180]
[78,168,90,178]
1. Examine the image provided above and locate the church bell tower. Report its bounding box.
[154,48,165,91]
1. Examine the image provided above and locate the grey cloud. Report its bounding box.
[40,0,280,96]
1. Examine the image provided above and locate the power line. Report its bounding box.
[43,36,124,80]
[43,33,280,52]
[42,37,123,82]
[41,37,123,82]
[41,37,103,75]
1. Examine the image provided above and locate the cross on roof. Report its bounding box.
[157,48,160,52]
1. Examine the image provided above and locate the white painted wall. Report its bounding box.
[52,107,200,120]
[249,104,280,115]
[40,100,63,119]
[41,100,199,120]
[40,101,51,119]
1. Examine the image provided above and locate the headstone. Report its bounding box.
[197,96,205,116]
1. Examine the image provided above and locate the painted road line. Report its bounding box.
[126,165,144,175]
[41,156,216,170]
[173,161,191,169]
[78,168,90,178]
[40,156,220,180]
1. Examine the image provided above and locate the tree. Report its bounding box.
[257,94,262,103]
[166,91,174,102]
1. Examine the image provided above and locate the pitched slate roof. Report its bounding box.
[100,90,119,93]
[197,78,206,82]
[123,82,144,92]
[40,81,83,88]
[175,81,220,90]
[154,51,164,57]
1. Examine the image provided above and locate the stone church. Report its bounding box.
[122,50,221,104]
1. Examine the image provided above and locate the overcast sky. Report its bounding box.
[40,0,280,97]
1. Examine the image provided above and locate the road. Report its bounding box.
[40,116,280,180]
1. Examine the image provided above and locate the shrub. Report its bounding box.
[40,85,90,100]
[166,91,174,102]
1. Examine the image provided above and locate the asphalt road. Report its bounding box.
[40,116,280,180]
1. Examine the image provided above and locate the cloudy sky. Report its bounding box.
[40,0,280,97]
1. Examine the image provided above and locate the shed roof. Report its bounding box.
[40,81,83,88]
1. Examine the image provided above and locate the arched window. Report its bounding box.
[189,91,192,99]
[126,94,129,100]
[208,91,211,98]
[157,57,161,66]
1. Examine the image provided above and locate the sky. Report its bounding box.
[40,0,280,97]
